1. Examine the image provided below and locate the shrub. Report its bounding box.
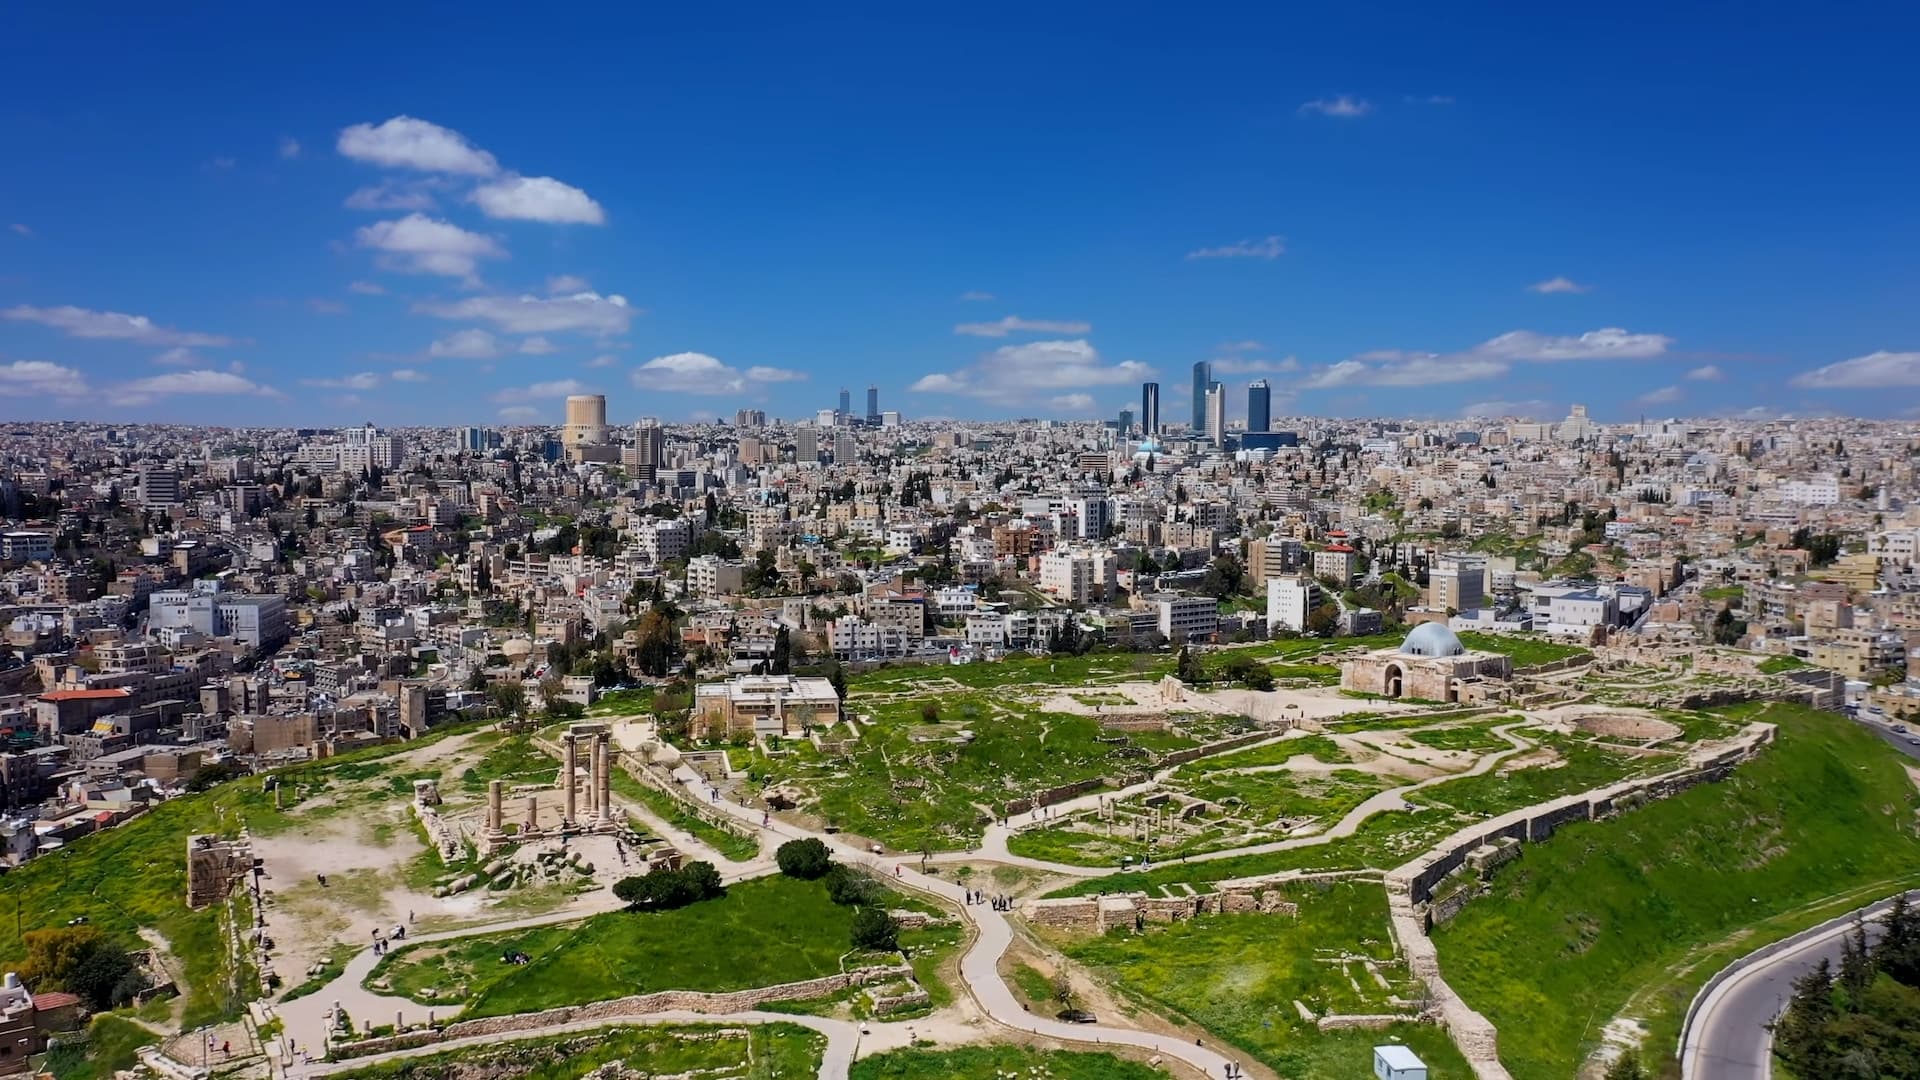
[775,838,833,880]
[822,864,882,907]
[850,907,900,952]
[612,861,725,911]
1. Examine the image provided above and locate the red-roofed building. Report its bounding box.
[33,688,132,739]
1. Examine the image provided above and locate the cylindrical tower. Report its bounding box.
[562,394,609,448]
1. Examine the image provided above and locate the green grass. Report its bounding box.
[1009,961,1055,1006]
[459,735,554,793]
[583,686,655,716]
[372,875,866,1016]
[43,1014,154,1080]
[611,769,762,861]
[1758,654,1808,675]
[280,942,360,1002]
[850,1045,1167,1080]
[1180,734,1351,774]
[0,726,482,1027]
[1700,585,1745,603]
[1063,880,1472,1078]
[1433,703,1920,1078]
[328,1022,824,1080]
[1403,723,1515,754]
[1455,631,1590,667]
[1405,736,1658,817]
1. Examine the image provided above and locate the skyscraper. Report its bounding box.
[1247,379,1271,434]
[795,425,820,465]
[837,387,851,419]
[865,385,879,425]
[1118,408,1135,435]
[1141,382,1160,436]
[1205,383,1226,448]
[1191,361,1211,431]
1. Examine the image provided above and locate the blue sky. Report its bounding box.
[3,4,1918,426]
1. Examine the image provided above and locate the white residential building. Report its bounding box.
[1265,574,1321,633]
[686,555,744,598]
[1039,550,1094,605]
[1154,593,1219,643]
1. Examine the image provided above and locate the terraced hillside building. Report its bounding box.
[1341,623,1511,703]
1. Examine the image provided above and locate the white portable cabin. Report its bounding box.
[1373,1045,1428,1080]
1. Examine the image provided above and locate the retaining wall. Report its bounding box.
[1156,730,1276,770]
[328,964,912,1061]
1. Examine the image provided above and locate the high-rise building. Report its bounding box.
[140,466,182,508]
[1204,383,1226,448]
[1247,380,1271,434]
[624,418,666,481]
[1140,382,1161,436]
[1191,361,1211,431]
[1117,408,1135,435]
[833,429,857,463]
[563,394,609,446]
[734,408,767,428]
[1429,554,1487,614]
[865,385,880,425]
[795,425,820,465]
[837,387,851,419]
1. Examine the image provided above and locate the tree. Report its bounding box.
[66,940,146,1011]
[771,626,792,675]
[823,864,883,906]
[19,927,145,1011]
[488,681,528,718]
[775,838,833,879]
[1839,917,1875,1005]
[1881,891,1920,986]
[1305,601,1340,637]
[184,761,240,792]
[612,861,724,910]
[850,907,901,951]
[1774,958,1836,1074]
[1174,646,1206,684]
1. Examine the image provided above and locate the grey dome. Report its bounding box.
[1400,622,1465,657]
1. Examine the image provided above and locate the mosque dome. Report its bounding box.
[1399,622,1465,658]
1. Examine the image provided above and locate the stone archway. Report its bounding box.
[1383,663,1404,699]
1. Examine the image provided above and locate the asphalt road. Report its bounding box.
[1680,718,1915,1080]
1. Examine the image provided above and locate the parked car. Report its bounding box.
[1057,1008,1097,1024]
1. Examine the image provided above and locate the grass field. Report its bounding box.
[327,1022,824,1080]
[1455,632,1590,667]
[372,874,877,1016]
[1433,703,1920,1078]
[1062,880,1472,1078]
[1402,722,1516,754]
[0,724,484,1027]
[1757,654,1808,675]
[609,767,762,861]
[1404,736,1660,818]
[850,1045,1167,1079]
[43,1014,154,1080]
[1178,734,1351,774]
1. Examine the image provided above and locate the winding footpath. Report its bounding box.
[272,718,1542,1080]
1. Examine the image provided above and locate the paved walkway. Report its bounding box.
[270,719,1538,1080]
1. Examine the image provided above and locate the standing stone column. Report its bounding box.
[487,780,503,834]
[525,794,537,833]
[588,736,604,818]
[563,734,578,825]
[598,733,614,822]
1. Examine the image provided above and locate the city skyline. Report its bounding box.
[3,7,1919,426]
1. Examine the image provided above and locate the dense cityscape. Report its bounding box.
[6,6,1920,1080]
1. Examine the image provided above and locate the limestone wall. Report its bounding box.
[1156,730,1274,770]
[328,964,912,1060]
[1024,887,1297,933]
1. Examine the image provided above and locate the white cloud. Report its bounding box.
[1685,364,1724,381]
[1460,400,1555,419]
[959,290,994,302]
[471,175,606,225]
[347,280,386,296]
[355,213,504,280]
[391,368,429,383]
[1212,356,1300,375]
[427,329,503,360]
[153,347,200,366]
[278,136,301,160]
[344,182,440,212]
[492,379,595,403]
[1296,327,1668,389]
[9,224,30,237]
[518,336,558,355]
[953,315,1092,338]
[1217,340,1265,352]
[584,354,619,368]
[300,371,382,390]
[0,360,91,398]
[308,298,348,315]
[106,369,281,407]
[1187,235,1285,260]
[1476,327,1671,362]
[1527,276,1592,295]
[1636,385,1683,406]
[417,291,636,336]
[497,405,541,421]
[546,274,590,294]
[745,365,807,383]
[629,352,803,394]
[910,340,1152,406]
[1789,350,1920,389]
[1048,393,1095,412]
[1299,96,1372,118]
[2,304,236,347]
[1303,354,1508,388]
[337,116,499,176]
